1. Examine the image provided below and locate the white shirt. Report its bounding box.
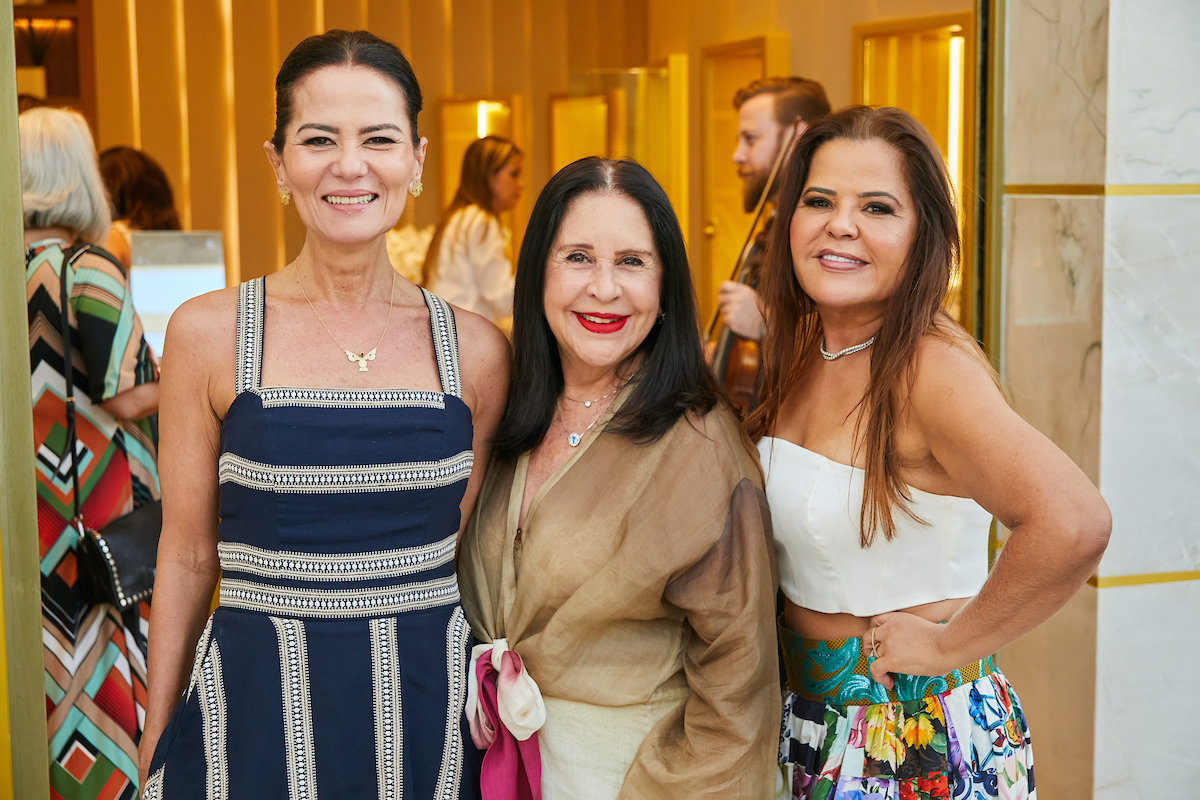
[429,205,514,325]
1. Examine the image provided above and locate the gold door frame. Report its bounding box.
[0,1,56,796]
[981,0,1006,369]
[851,12,979,338]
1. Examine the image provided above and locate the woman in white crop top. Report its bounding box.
[746,107,1110,800]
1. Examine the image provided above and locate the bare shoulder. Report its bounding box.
[162,286,239,375]
[451,305,510,371]
[166,286,239,346]
[910,322,998,397]
[448,305,511,414]
[904,320,1008,435]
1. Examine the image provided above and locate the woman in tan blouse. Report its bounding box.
[457,158,780,799]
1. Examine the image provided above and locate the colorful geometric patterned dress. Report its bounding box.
[145,277,480,799]
[27,238,160,800]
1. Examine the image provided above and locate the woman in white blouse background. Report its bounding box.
[423,135,524,326]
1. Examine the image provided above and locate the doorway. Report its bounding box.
[698,34,789,323]
[852,13,978,331]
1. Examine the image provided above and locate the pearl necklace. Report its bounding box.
[820,335,876,361]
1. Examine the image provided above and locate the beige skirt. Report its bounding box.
[538,677,690,800]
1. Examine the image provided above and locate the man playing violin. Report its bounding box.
[717,77,831,343]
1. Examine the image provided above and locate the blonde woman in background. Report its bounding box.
[423,135,524,326]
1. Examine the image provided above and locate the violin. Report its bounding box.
[706,124,795,415]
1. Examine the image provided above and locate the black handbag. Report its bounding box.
[59,243,161,610]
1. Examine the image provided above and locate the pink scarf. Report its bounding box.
[466,639,546,800]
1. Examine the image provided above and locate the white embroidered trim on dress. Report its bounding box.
[218,451,473,493]
[142,765,165,800]
[254,387,446,410]
[221,575,460,618]
[199,640,229,800]
[273,617,318,800]
[434,607,470,800]
[218,535,456,582]
[235,278,264,395]
[371,618,403,800]
[422,290,462,399]
[185,615,215,703]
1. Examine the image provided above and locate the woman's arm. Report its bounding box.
[70,248,158,406]
[100,381,159,420]
[453,309,511,539]
[867,335,1111,686]
[137,294,230,787]
[621,478,780,799]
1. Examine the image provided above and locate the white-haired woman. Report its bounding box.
[22,106,160,800]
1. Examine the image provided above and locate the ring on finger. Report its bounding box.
[869,626,879,657]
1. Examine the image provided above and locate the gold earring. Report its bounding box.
[409,180,423,198]
[279,187,291,205]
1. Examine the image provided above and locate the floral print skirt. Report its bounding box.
[776,622,1034,799]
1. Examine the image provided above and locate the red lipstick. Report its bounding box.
[574,312,628,334]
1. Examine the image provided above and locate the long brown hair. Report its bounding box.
[746,106,962,546]
[421,135,521,286]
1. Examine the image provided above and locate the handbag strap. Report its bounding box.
[59,243,94,533]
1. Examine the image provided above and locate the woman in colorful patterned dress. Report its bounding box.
[138,30,509,798]
[747,106,1111,799]
[22,106,160,800]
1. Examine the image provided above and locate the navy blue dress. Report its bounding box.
[146,278,480,800]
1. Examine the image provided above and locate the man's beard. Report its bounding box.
[742,169,770,213]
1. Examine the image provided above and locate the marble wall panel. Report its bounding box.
[1094,579,1200,797]
[1106,0,1200,184]
[1099,195,1200,577]
[1005,0,1108,185]
[999,586,1096,800]
[1003,196,1104,482]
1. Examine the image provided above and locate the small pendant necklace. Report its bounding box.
[298,266,395,372]
[558,396,609,447]
[561,386,620,408]
[820,334,876,361]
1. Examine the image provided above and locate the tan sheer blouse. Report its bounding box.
[458,400,780,798]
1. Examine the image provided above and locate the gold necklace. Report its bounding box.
[297,265,395,372]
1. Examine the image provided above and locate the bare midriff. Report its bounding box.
[785,596,971,640]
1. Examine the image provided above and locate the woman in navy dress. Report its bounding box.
[138,30,509,799]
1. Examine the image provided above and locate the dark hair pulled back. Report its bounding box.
[491,157,721,461]
[272,29,422,151]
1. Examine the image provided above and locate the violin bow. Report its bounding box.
[705,122,798,340]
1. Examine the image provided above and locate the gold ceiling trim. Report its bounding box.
[1087,570,1200,589]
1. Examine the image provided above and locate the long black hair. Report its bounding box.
[491,158,721,461]
[272,29,422,150]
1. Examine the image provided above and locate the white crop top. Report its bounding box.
[758,437,993,617]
